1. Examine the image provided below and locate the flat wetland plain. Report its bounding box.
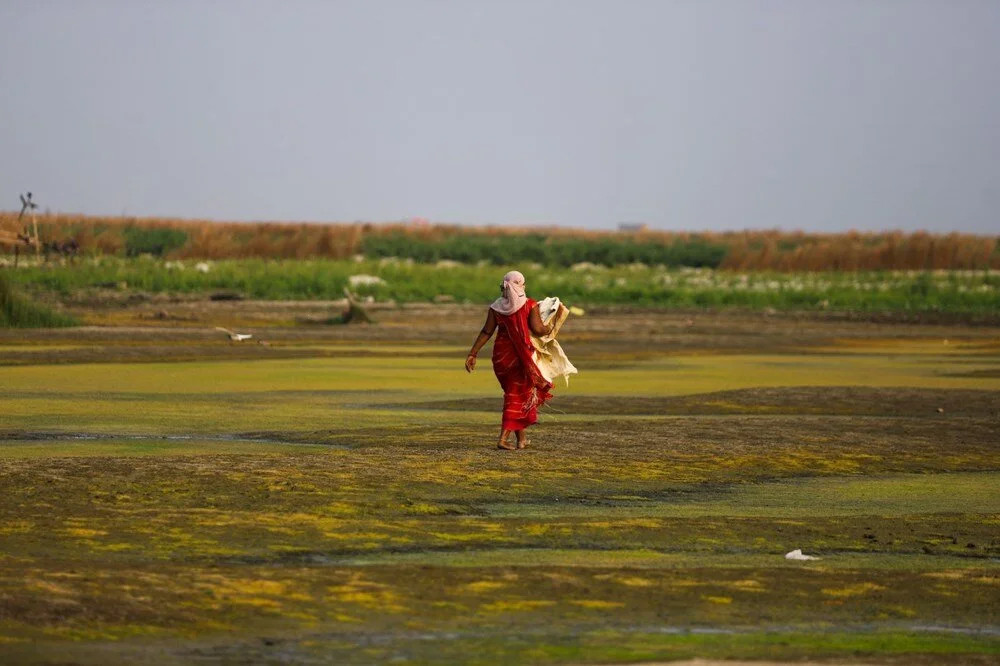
[1,302,999,664]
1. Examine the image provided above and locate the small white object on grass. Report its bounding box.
[785,549,820,561]
[348,274,386,287]
[215,326,253,342]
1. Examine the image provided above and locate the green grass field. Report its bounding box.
[7,257,1000,314]
[1,306,998,664]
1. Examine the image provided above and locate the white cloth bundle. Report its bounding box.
[531,296,578,386]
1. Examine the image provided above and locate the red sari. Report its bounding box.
[492,299,553,430]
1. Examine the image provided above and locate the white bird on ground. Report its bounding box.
[784,549,820,561]
[215,327,253,342]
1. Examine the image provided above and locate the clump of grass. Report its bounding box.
[0,272,76,328]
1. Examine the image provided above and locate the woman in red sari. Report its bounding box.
[465,270,563,450]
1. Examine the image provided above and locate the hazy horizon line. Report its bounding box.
[4,208,997,239]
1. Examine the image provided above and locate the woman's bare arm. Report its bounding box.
[465,309,497,372]
[528,304,554,337]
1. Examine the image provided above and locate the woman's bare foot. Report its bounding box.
[516,432,529,449]
[497,441,516,450]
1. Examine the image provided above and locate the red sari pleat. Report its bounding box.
[491,299,553,430]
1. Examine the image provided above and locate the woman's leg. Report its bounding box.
[497,427,515,450]
[515,429,529,449]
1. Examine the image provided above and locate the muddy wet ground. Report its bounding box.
[1,303,998,664]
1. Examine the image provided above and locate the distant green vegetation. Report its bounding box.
[9,257,1000,315]
[362,231,729,268]
[0,272,77,328]
[122,225,188,257]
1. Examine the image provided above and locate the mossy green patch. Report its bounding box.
[337,548,1000,571]
[485,472,1000,519]
[0,312,998,663]
[6,628,998,665]
[0,438,325,458]
[1,564,998,663]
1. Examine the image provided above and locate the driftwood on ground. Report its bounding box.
[338,287,374,324]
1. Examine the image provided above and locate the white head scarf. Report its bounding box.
[490,270,528,315]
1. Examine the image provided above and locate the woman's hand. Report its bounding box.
[465,354,477,372]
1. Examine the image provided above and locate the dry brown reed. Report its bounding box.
[719,229,999,271]
[1,212,996,270]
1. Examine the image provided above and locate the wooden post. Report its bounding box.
[31,209,39,258]
[17,193,40,259]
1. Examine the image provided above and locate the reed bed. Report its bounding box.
[2,212,997,271]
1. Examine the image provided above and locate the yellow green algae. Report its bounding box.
[0,312,998,664]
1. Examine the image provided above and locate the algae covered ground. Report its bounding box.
[1,304,998,664]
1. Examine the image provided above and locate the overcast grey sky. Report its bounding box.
[1,1,997,232]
